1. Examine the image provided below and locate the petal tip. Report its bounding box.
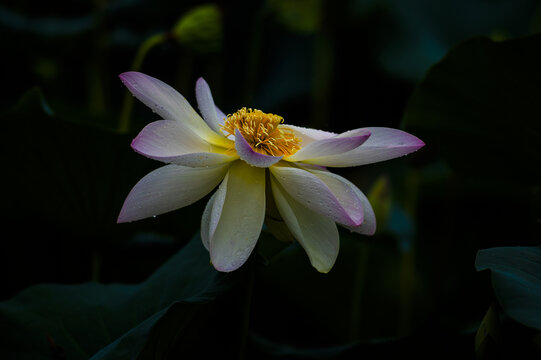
[402,132,425,150]
[362,226,377,236]
[210,256,245,273]
[116,212,129,224]
[405,138,425,155]
[116,204,141,224]
[119,71,138,83]
[195,77,207,86]
[212,264,237,273]
[129,132,149,155]
[410,135,426,149]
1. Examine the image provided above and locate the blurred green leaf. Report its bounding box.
[269,0,323,34]
[172,4,223,53]
[475,246,541,331]
[403,34,541,187]
[0,234,237,359]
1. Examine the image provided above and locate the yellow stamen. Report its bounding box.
[221,107,301,156]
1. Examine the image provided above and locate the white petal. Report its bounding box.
[304,127,425,167]
[269,164,362,227]
[271,177,339,273]
[201,194,213,251]
[164,152,238,167]
[216,106,227,126]
[195,77,222,134]
[131,120,237,167]
[132,120,209,154]
[117,163,230,223]
[305,167,375,234]
[283,124,336,146]
[119,72,231,147]
[201,176,228,251]
[286,129,371,162]
[209,162,265,272]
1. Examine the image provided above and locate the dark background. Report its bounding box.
[1,0,540,359]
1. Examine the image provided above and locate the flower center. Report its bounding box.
[221,107,301,156]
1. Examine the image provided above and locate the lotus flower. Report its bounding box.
[117,72,424,273]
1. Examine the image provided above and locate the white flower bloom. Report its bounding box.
[117,72,424,273]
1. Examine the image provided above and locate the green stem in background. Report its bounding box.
[118,33,167,133]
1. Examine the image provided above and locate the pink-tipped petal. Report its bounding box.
[304,127,425,167]
[131,120,236,167]
[195,77,222,134]
[119,72,229,147]
[119,72,201,126]
[271,177,339,273]
[306,167,375,234]
[117,163,230,223]
[345,186,376,235]
[234,128,283,168]
[287,129,371,162]
[270,164,363,227]
[209,162,265,272]
[131,119,207,156]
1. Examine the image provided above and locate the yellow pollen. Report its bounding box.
[221,107,301,156]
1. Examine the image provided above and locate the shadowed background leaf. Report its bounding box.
[0,234,241,359]
[403,34,541,187]
[476,246,541,331]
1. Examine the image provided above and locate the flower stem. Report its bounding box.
[118,33,167,133]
